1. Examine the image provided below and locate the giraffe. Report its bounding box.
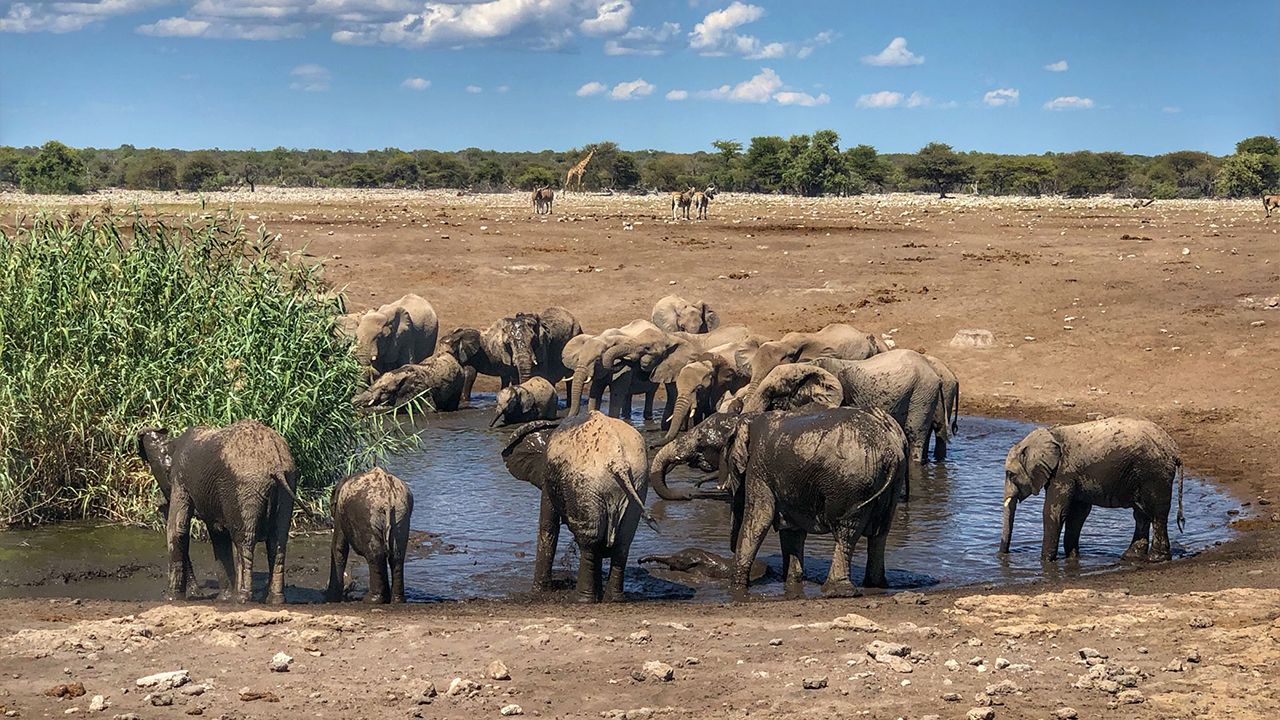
[564,148,595,193]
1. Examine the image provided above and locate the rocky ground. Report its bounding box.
[1,188,1278,718]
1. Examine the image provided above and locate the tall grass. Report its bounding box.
[0,211,415,527]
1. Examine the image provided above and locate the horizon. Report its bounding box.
[2,2,1276,155]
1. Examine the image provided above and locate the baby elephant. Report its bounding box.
[999,416,1183,563]
[354,353,465,412]
[326,468,415,603]
[491,377,559,427]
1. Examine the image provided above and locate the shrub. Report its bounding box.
[0,213,415,527]
[19,141,87,194]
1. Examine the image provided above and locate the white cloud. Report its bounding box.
[687,1,824,59]
[698,67,782,103]
[603,21,679,55]
[1044,95,1094,110]
[579,0,629,36]
[983,87,1019,107]
[773,90,829,106]
[1044,59,1068,72]
[665,89,688,101]
[137,16,210,36]
[401,76,430,90]
[862,36,923,66]
[2,0,165,33]
[1162,105,1181,114]
[576,81,607,97]
[465,84,483,93]
[905,91,931,108]
[856,90,903,109]
[495,84,509,93]
[290,63,331,91]
[795,29,834,59]
[609,78,654,100]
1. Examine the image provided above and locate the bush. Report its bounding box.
[515,164,558,190]
[1215,153,1266,198]
[125,153,178,190]
[19,141,87,194]
[179,152,224,191]
[0,213,414,527]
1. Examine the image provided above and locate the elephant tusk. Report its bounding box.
[1003,497,1013,507]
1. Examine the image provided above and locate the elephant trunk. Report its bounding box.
[649,441,729,501]
[600,342,635,373]
[514,346,535,384]
[656,392,695,446]
[999,479,1017,554]
[569,363,589,416]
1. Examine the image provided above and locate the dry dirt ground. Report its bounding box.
[1,188,1278,719]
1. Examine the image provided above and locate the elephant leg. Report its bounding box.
[210,528,236,601]
[728,490,745,555]
[1122,508,1152,560]
[164,490,193,601]
[389,531,407,603]
[730,481,776,599]
[1062,501,1093,559]
[933,431,948,462]
[234,532,255,603]
[364,551,390,604]
[325,525,351,602]
[532,488,561,592]
[643,388,656,423]
[822,527,858,597]
[779,528,806,598]
[575,541,604,603]
[609,372,632,419]
[1149,512,1171,562]
[264,495,291,605]
[605,515,639,603]
[1040,500,1066,562]
[863,529,890,589]
[461,366,478,403]
[562,379,573,407]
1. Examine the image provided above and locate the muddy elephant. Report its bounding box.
[639,547,767,582]
[441,313,541,401]
[738,363,844,414]
[326,468,414,604]
[808,350,949,465]
[923,354,960,458]
[501,412,653,602]
[354,353,465,412]
[722,408,909,598]
[651,294,721,334]
[351,294,439,377]
[492,377,559,427]
[654,350,753,445]
[136,420,297,604]
[534,306,583,397]
[563,320,662,417]
[999,417,1183,563]
[747,323,882,391]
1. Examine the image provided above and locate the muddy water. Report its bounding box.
[0,403,1238,603]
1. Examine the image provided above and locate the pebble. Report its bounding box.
[943,692,962,702]
[1054,709,1078,719]
[89,695,107,712]
[967,708,996,720]
[639,661,674,682]
[1188,616,1214,628]
[627,630,652,644]
[500,704,524,716]
[268,652,293,672]
[768,638,782,646]
[866,640,910,657]
[994,657,1010,669]
[488,660,511,681]
[447,678,479,697]
[802,676,828,690]
[135,670,189,691]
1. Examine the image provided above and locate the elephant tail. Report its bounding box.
[614,466,658,533]
[1176,459,1185,532]
[273,471,317,522]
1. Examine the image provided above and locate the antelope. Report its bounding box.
[532,186,554,215]
[670,187,694,220]
[1264,194,1280,218]
[694,184,717,220]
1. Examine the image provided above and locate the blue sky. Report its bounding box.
[1,0,1275,154]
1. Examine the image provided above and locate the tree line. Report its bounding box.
[3,133,1277,199]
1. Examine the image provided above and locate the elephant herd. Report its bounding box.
[134,293,1187,604]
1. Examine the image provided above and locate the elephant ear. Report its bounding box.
[1018,428,1062,495]
[700,303,720,331]
[796,367,844,409]
[453,329,483,365]
[717,417,751,494]
[501,421,559,489]
[650,341,697,385]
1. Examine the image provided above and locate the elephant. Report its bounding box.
[353,353,465,412]
[534,306,583,397]
[563,320,662,417]
[325,467,414,604]
[651,294,721,334]
[136,419,297,604]
[747,323,883,391]
[653,348,753,445]
[639,547,767,582]
[441,313,542,401]
[738,363,844,414]
[999,417,1184,563]
[492,376,559,427]
[500,412,653,602]
[923,354,960,459]
[722,408,909,598]
[807,349,950,465]
[351,294,439,377]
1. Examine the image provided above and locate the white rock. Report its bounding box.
[641,660,674,682]
[446,677,479,697]
[487,660,511,680]
[88,695,107,712]
[830,613,881,632]
[269,652,293,672]
[500,704,524,716]
[135,670,189,691]
[949,329,995,349]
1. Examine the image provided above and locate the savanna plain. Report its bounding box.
[1,188,1278,719]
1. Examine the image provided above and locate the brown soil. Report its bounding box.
[1,189,1278,718]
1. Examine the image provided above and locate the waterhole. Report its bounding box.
[0,404,1238,603]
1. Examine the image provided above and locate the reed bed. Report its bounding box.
[0,210,414,527]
